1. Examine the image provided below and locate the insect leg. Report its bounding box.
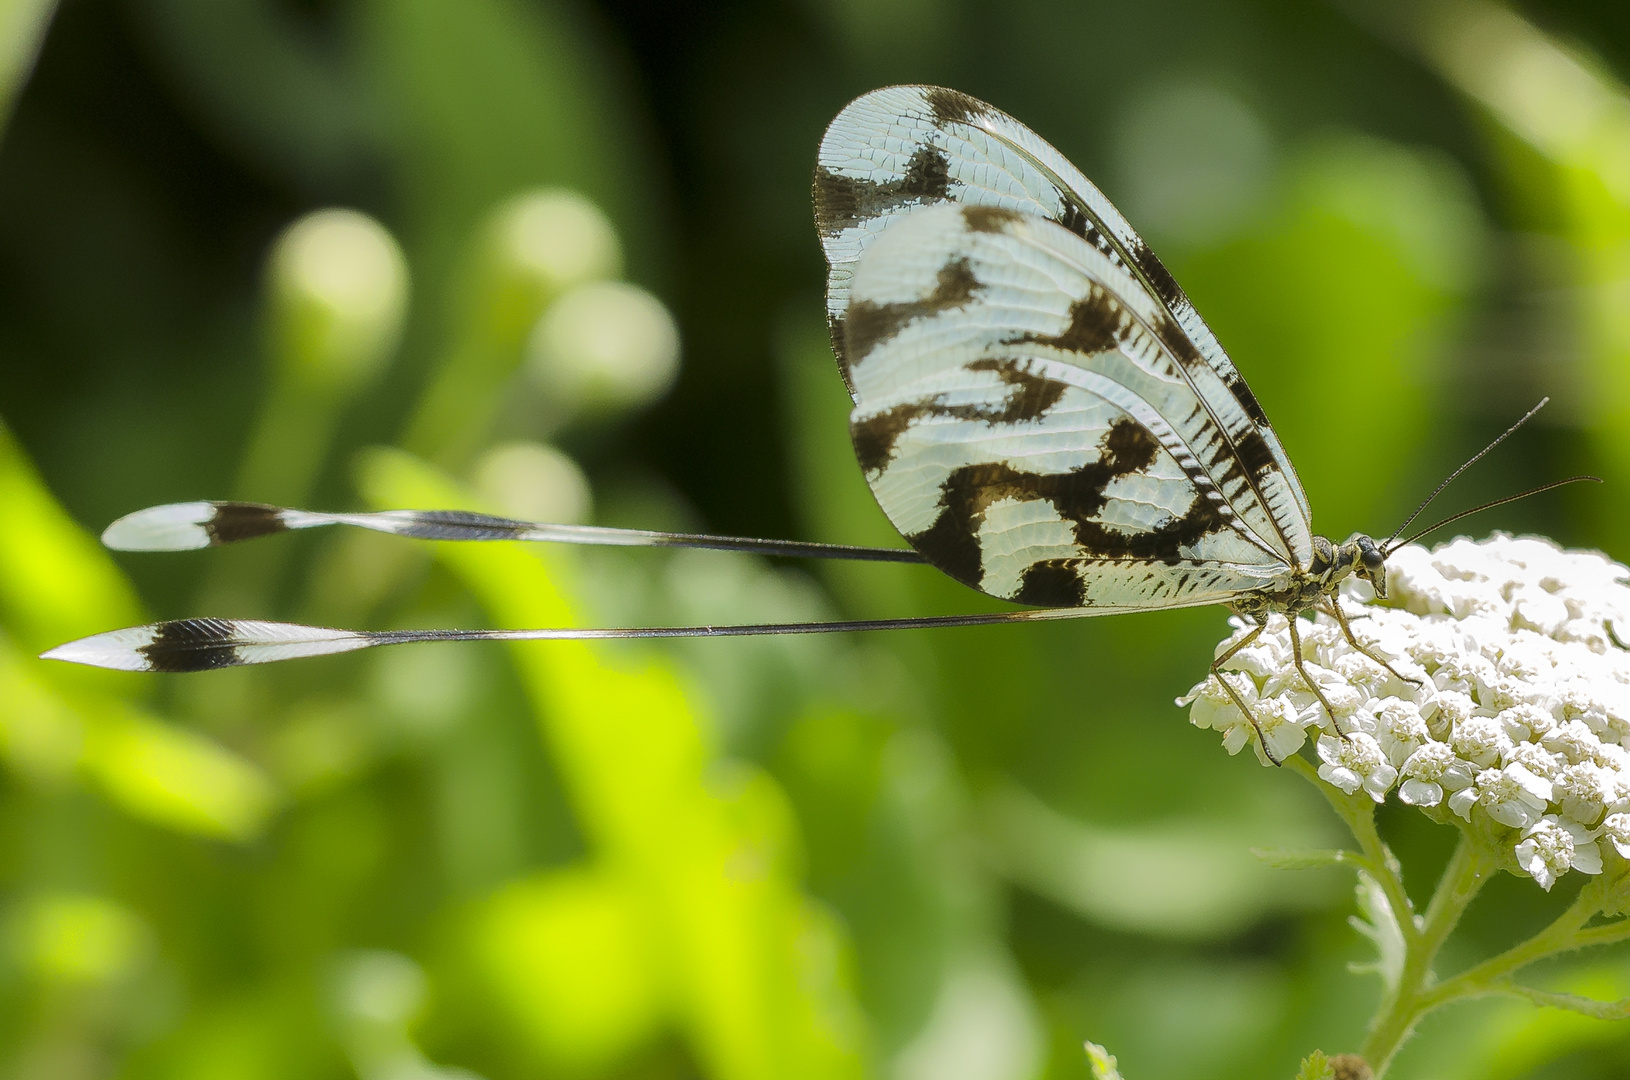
[1211,620,1263,670]
[1286,614,1346,737]
[1209,620,1280,766]
[1324,599,1423,687]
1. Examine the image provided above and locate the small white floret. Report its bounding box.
[1254,696,1313,763]
[1543,720,1602,766]
[1317,733,1396,802]
[1374,698,1430,768]
[1452,715,1511,769]
[1472,766,1552,829]
[1602,813,1630,859]
[1515,816,1603,891]
[1552,762,1613,826]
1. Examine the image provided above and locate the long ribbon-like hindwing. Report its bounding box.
[45,610,1119,672]
[46,85,1334,674]
[102,500,926,563]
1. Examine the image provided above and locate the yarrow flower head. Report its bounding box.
[1179,534,1630,891]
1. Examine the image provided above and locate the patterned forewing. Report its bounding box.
[814,84,1313,556]
[845,203,1305,608]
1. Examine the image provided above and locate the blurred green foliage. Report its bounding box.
[0,1,1628,1079]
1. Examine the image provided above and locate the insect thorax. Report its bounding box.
[1232,533,1389,620]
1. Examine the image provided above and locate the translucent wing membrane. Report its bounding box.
[813,84,1312,529]
[102,500,926,563]
[843,202,1310,607]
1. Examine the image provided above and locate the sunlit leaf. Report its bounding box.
[357,446,869,1080]
[0,635,85,783]
[2,892,150,985]
[81,702,278,842]
[0,0,54,128]
[465,867,661,1072]
[1293,1049,1334,1080]
[1406,0,1630,549]
[0,420,143,655]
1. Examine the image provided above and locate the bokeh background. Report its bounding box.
[1,1,1629,1077]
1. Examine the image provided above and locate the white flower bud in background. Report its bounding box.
[266,209,408,396]
[370,645,479,741]
[329,950,477,1080]
[400,191,622,458]
[333,949,426,1027]
[1180,534,1630,890]
[527,281,681,416]
[473,441,592,525]
[492,189,622,298]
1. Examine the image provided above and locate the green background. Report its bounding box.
[1,1,1629,1078]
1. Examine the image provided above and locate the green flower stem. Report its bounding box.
[1495,984,1630,1019]
[1415,833,1494,962]
[1418,878,1623,1011]
[1285,755,1500,1077]
[1570,917,1630,951]
[1287,752,1630,1074]
[1358,833,1493,1075]
[1286,756,1419,948]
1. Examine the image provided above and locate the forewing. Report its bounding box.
[846,203,1311,607]
[814,83,1313,539]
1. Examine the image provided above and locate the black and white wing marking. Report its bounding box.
[846,202,1314,609]
[813,83,1312,533]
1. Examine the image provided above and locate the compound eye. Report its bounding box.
[1361,547,1385,571]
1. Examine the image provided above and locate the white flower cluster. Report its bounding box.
[1180,535,1630,890]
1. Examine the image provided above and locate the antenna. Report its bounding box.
[1385,476,1601,553]
[1386,398,1550,545]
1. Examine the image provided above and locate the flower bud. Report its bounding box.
[473,441,592,525]
[332,949,426,1027]
[492,189,622,298]
[527,281,681,416]
[266,209,408,397]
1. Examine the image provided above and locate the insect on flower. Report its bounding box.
[43,86,1590,760]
